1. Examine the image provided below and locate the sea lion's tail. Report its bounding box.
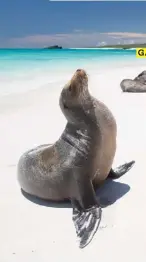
[108,160,135,179]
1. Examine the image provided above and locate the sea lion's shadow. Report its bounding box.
[21,179,130,209]
[95,179,130,207]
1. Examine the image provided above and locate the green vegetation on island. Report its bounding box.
[96,43,146,49]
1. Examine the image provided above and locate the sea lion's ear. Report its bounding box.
[64,81,74,92]
[68,83,77,95]
[69,84,72,92]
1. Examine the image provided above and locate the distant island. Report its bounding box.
[44,45,62,49]
[94,43,146,49]
[43,43,146,50]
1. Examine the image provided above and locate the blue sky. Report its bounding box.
[0,0,146,47]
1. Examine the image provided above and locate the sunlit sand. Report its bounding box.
[0,64,146,261]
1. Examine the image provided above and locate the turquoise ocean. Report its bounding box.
[0,48,139,96]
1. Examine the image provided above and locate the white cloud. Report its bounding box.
[102,32,146,38]
[1,32,111,48]
[1,31,146,48]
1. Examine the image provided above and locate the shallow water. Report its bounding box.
[0,48,144,96]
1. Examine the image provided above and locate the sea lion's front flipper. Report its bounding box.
[71,178,102,249]
[108,160,135,179]
[71,199,102,248]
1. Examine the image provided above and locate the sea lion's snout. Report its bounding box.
[70,69,88,87]
[75,69,87,78]
[60,69,89,116]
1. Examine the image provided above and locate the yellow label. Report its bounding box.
[136,48,146,58]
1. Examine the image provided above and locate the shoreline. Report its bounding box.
[0,47,144,50]
[1,58,146,97]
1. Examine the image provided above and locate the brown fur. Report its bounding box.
[17,69,117,201]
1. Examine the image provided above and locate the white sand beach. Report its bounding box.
[1,64,146,262]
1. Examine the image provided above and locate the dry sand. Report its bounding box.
[0,66,146,261]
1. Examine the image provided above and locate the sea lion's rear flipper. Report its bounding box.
[71,178,102,249]
[108,160,135,179]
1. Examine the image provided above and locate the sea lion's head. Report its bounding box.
[120,79,135,92]
[59,69,91,125]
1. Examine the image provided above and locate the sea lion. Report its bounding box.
[120,70,146,92]
[17,69,135,249]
